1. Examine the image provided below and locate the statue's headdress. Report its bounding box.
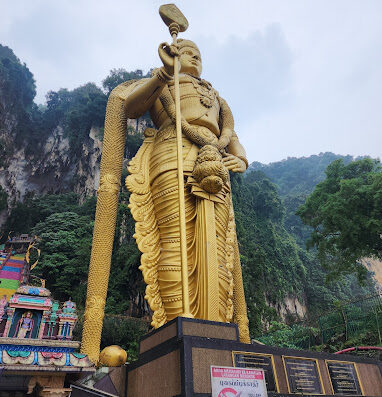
[22,311,33,318]
[177,39,200,53]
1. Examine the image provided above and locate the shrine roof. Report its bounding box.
[16,285,51,297]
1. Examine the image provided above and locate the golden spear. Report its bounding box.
[159,4,193,318]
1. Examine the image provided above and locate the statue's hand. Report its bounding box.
[216,135,231,151]
[222,154,246,173]
[158,42,180,76]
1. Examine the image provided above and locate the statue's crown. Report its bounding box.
[177,39,200,53]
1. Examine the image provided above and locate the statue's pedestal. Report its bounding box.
[127,317,239,396]
[127,317,382,397]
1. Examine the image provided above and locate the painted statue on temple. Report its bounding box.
[14,311,34,338]
[82,4,250,363]
[62,298,76,314]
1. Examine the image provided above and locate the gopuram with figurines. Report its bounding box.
[74,4,382,397]
[0,235,94,396]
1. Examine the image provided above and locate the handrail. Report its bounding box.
[335,346,382,354]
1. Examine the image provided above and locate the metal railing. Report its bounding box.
[318,294,382,345]
[257,294,382,351]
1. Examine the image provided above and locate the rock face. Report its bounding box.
[267,294,308,322]
[0,110,149,227]
[0,123,103,223]
[363,258,382,293]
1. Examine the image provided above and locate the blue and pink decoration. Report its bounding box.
[0,286,78,341]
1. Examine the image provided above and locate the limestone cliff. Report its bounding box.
[0,118,148,227]
[0,122,101,223]
[363,258,382,293]
[267,294,307,323]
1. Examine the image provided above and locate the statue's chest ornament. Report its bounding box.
[189,76,217,108]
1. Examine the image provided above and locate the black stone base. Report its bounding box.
[126,317,382,397]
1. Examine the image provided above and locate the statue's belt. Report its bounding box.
[155,124,218,143]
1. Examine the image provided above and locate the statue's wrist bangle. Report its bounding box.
[156,67,174,83]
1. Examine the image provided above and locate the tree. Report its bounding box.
[0,44,40,152]
[31,211,94,303]
[102,68,150,94]
[45,83,107,154]
[3,193,88,237]
[0,44,36,109]
[297,158,382,281]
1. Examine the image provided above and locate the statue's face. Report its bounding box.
[179,46,202,77]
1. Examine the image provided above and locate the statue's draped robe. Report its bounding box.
[149,125,234,322]
[126,75,249,341]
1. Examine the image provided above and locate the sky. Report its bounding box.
[1,0,381,164]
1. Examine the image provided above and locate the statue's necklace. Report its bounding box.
[188,74,216,108]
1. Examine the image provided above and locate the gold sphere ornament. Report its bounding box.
[98,345,127,367]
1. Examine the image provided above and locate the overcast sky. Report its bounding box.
[1,0,381,164]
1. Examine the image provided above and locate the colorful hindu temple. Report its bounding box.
[0,235,95,396]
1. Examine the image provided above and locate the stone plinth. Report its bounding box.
[126,317,382,397]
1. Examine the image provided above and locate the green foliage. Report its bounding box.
[45,83,107,155]
[3,192,87,237]
[31,211,94,303]
[314,295,382,353]
[297,158,382,281]
[102,68,151,94]
[303,249,375,318]
[0,46,150,162]
[100,316,149,361]
[231,172,306,335]
[257,295,382,353]
[125,126,144,159]
[250,154,377,323]
[2,193,96,304]
[257,321,319,349]
[0,44,40,151]
[250,153,353,197]
[5,184,146,318]
[5,187,142,316]
[42,68,150,156]
[0,44,36,110]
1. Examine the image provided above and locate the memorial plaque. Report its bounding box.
[326,360,363,395]
[283,356,323,395]
[233,351,278,392]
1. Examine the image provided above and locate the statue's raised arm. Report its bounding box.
[123,40,248,173]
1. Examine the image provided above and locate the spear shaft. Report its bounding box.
[170,22,192,318]
[159,4,192,317]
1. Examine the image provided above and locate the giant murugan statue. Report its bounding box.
[81,5,250,363]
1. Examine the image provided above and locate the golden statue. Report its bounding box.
[81,4,250,363]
